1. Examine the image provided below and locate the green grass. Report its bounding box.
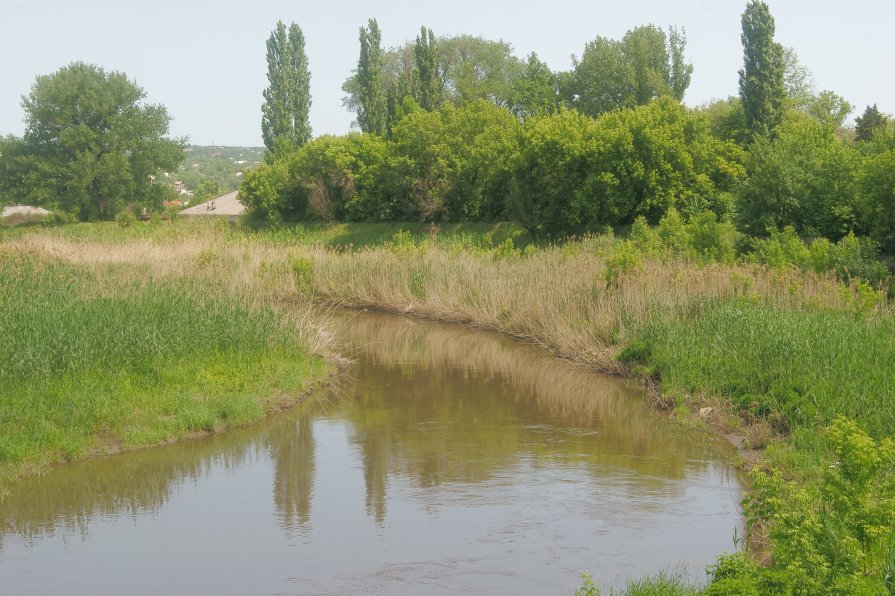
[1,218,530,251]
[0,248,329,483]
[242,220,529,248]
[622,300,895,440]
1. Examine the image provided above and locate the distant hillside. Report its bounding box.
[169,146,265,198]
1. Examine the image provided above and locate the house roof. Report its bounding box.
[177,191,245,216]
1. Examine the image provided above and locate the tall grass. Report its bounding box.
[0,247,330,484]
[622,300,895,439]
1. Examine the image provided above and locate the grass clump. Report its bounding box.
[621,301,895,437]
[0,248,329,484]
[576,569,698,595]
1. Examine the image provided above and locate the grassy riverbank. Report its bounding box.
[0,244,332,488]
[3,219,894,592]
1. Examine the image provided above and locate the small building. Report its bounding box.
[177,190,245,222]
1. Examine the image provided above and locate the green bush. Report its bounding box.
[748,227,890,289]
[707,418,895,594]
[115,207,137,228]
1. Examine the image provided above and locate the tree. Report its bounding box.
[737,113,861,238]
[568,25,693,118]
[858,126,895,251]
[739,1,786,140]
[436,35,524,108]
[667,27,693,101]
[782,46,815,110]
[509,98,743,238]
[509,52,559,118]
[261,21,312,157]
[353,19,387,135]
[806,90,852,132]
[0,62,184,220]
[414,27,441,110]
[855,104,890,142]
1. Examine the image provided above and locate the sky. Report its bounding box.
[1,0,893,146]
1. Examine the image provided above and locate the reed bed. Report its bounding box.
[0,243,332,486]
[7,220,893,442]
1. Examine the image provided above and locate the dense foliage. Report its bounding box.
[0,62,184,220]
[248,10,894,273]
[242,99,747,238]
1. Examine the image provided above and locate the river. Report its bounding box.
[0,311,741,594]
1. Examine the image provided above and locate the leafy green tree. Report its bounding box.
[436,35,524,108]
[568,36,635,115]
[351,19,387,135]
[414,27,441,111]
[240,134,388,222]
[508,108,597,237]
[578,97,744,226]
[855,104,890,142]
[261,21,312,157]
[698,97,749,145]
[858,132,895,252]
[568,25,692,117]
[509,52,559,118]
[738,1,786,140]
[782,46,815,110]
[806,90,852,132]
[738,113,861,238]
[667,27,693,101]
[345,40,417,133]
[390,100,519,221]
[0,62,184,220]
[510,98,743,238]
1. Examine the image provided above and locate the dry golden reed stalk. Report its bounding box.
[7,221,872,376]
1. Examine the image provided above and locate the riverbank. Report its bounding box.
[0,242,334,491]
[3,219,893,592]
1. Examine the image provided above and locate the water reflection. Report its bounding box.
[334,313,724,525]
[0,311,740,594]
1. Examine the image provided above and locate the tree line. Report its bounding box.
[250,2,895,253]
[0,1,892,255]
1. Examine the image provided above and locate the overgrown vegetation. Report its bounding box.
[0,243,331,488]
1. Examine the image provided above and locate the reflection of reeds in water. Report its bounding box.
[342,311,689,448]
[327,312,737,522]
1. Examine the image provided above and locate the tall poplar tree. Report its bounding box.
[355,19,387,135]
[414,27,440,111]
[738,0,785,140]
[262,21,312,157]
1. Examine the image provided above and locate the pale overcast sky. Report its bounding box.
[1,0,892,146]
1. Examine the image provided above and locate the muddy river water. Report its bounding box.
[0,311,741,594]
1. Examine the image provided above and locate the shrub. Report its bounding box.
[115,207,137,228]
[707,418,895,594]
